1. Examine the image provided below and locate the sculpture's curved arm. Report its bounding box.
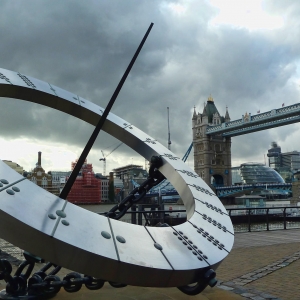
[0,68,233,287]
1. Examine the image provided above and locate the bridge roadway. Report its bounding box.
[143,183,292,199]
[216,183,292,198]
[1,228,300,299]
[206,102,300,137]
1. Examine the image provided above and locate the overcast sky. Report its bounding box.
[1,0,300,174]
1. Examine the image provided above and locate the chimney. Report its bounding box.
[38,151,42,166]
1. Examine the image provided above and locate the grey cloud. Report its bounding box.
[0,0,300,171]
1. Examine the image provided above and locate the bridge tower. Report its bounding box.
[192,96,232,187]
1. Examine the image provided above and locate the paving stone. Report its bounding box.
[241,279,253,284]
[218,285,234,291]
[259,292,278,299]
[241,292,256,297]
[222,281,237,287]
[277,263,289,267]
[250,296,266,300]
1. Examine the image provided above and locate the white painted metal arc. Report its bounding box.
[0,68,234,287]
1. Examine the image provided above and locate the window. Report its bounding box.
[41,176,48,188]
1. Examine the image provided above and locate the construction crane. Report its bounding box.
[167,107,171,150]
[99,142,123,176]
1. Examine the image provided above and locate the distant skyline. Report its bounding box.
[2,136,292,174]
[1,0,300,174]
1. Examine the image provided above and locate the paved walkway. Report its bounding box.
[217,229,300,300]
[0,229,300,299]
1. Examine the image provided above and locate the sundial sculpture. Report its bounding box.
[0,23,234,298]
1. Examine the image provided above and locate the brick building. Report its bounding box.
[26,152,57,194]
[67,159,101,204]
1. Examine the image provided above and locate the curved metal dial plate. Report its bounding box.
[0,68,234,287]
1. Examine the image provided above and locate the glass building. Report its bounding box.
[232,162,284,185]
[267,142,300,182]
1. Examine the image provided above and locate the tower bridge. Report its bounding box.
[192,96,300,189]
[206,103,300,137]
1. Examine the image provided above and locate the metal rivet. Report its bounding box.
[202,233,206,237]
[178,237,182,240]
[197,256,203,261]
[198,250,203,254]
[12,186,20,192]
[182,241,187,245]
[173,232,178,236]
[188,240,193,244]
[48,214,56,220]
[0,179,8,184]
[193,224,197,228]
[62,220,69,226]
[101,231,111,239]
[0,183,3,187]
[116,236,126,243]
[184,236,188,239]
[193,245,198,249]
[192,251,197,255]
[56,210,66,218]
[197,230,201,234]
[203,255,208,259]
[154,243,163,250]
[6,189,14,195]
[218,246,223,250]
[179,231,183,234]
[187,246,192,250]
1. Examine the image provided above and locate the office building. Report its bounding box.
[267,142,300,182]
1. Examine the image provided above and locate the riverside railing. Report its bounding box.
[98,205,300,232]
[227,206,300,232]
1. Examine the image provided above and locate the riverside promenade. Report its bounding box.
[0,229,299,299]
